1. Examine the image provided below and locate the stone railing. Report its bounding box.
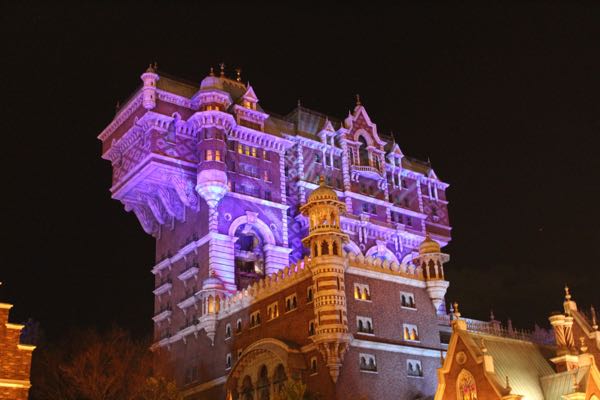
[437,314,535,342]
[346,252,424,281]
[218,258,312,317]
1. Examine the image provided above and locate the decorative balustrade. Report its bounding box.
[437,314,535,342]
[346,252,424,281]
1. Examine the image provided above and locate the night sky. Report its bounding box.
[2,3,600,343]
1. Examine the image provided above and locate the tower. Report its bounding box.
[300,177,350,383]
[140,63,159,110]
[413,234,450,315]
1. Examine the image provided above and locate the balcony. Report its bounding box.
[351,165,383,179]
[152,309,172,323]
[178,265,199,282]
[153,281,172,296]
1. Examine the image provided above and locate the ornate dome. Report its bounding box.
[419,234,441,255]
[307,176,339,203]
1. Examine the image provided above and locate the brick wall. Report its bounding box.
[0,304,34,400]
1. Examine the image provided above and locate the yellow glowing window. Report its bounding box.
[206,150,213,161]
[263,150,267,159]
[238,144,243,154]
[215,150,221,162]
[245,146,250,156]
[252,147,257,157]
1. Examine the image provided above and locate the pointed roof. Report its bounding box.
[242,84,259,103]
[321,118,335,132]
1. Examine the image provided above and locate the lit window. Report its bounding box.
[407,359,423,377]
[403,324,419,342]
[359,353,377,372]
[267,302,279,320]
[215,150,221,162]
[238,144,243,154]
[206,149,213,161]
[252,147,257,157]
[401,292,416,309]
[457,369,478,399]
[263,149,268,160]
[354,283,371,301]
[245,146,250,156]
[285,294,298,312]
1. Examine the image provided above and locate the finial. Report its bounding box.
[355,93,361,106]
[319,176,325,186]
[490,309,496,321]
[579,336,588,353]
[565,284,571,301]
[453,302,461,319]
[591,305,598,330]
[209,269,217,278]
[219,62,225,77]
[480,338,487,353]
[439,350,445,366]
[209,67,215,77]
[235,67,242,82]
[297,99,302,108]
[115,100,121,111]
[505,376,512,393]
[146,63,155,73]
[153,61,158,71]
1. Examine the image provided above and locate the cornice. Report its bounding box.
[98,91,144,141]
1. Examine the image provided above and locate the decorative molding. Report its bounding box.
[351,338,444,358]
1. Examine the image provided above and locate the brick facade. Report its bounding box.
[0,303,34,400]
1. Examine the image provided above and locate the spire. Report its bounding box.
[591,305,598,330]
[355,93,361,106]
[490,309,496,321]
[209,66,215,77]
[505,376,512,394]
[219,62,225,77]
[235,67,242,82]
[319,175,326,186]
[146,62,158,73]
[565,284,572,301]
[297,99,302,108]
[452,302,461,320]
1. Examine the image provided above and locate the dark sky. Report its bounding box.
[2,3,600,342]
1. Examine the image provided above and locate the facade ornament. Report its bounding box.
[235,67,242,82]
[219,62,225,77]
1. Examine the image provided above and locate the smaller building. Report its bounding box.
[435,289,600,400]
[0,285,35,400]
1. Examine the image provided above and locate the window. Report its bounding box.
[206,149,213,161]
[226,353,232,370]
[401,292,416,309]
[264,190,271,201]
[252,147,257,158]
[237,144,243,154]
[357,316,374,334]
[457,369,478,400]
[310,357,318,375]
[354,283,371,301]
[308,320,316,336]
[315,153,321,163]
[402,179,408,189]
[250,311,261,328]
[262,149,268,160]
[285,294,298,312]
[225,323,232,339]
[439,331,451,345]
[263,170,270,181]
[236,318,242,333]
[359,353,377,372]
[403,323,420,342]
[407,359,423,377]
[215,150,221,162]
[267,302,279,320]
[245,146,251,156]
[306,286,314,303]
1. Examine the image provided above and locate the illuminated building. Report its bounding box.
[435,289,600,400]
[0,283,35,400]
[99,64,454,399]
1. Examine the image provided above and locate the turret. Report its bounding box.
[140,63,159,110]
[300,177,350,383]
[199,272,227,345]
[413,234,450,315]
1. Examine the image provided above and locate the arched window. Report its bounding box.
[206,149,213,161]
[358,136,369,166]
[257,365,270,400]
[273,364,287,394]
[457,369,478,400]
[321,241,329,255]
[241,376,254,400]
[215,150,221,162]
[332,241,339,256]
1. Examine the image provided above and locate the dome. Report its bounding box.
[307,177,339,203]
[419,234,441,255]
[202,272,225,291]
